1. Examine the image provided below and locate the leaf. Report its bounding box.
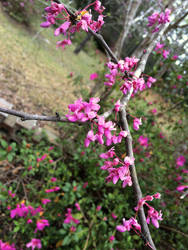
[7,154,13,162]
[62,236,71,246]
[13,226,20,233]
[0,139,8,148]
[73,213,83,220]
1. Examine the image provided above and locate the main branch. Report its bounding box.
[0,107,83,124]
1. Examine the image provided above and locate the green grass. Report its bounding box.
[0,4,103,113]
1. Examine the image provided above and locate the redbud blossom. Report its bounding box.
[177,75,182,80]
[64,208,80,224]
[109,235,115,242]
[133,118,142,131]
[111,213,117,219]
[138,135,149,148]
[90,72,99,80]
[35,219,49,232]
[176,155,186,167]
[117,217,141,232]
[96,205,102,211]
[26,239,42,250]
[75,203,81,211]
[0,240,16,250]
[42,199,51,205]
[162,49,170,59]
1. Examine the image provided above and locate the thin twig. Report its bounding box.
[83,219,94,250]
[160,224,188,238]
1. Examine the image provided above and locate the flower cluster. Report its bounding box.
[35,219,49,233]
[104,57,156,95]
[116,217,141,232]
[117,193,162,237]
[133,118,142,131]
[135,193,162,228]
[148,9,171,33]
[104,57,139,87]
[66,97,100,122]
[45,186,60,193]
[176,155,186,168]
[138,135,149,148]
[0,240,16,250]
[85,116,128,147]
[154,42,170,59]
[10,204,42,219]
[26,239,42,250]
[100,148,134,188]
[64,208,80,225]
[40,0,105,50]
[175,155,187,194]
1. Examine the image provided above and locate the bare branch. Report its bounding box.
[0,107,83,124]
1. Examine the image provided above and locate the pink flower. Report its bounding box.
[35,219,49,232]
[70,226,76,232]
[176,155,186,167]
[75,203,81,211]
[90,73,99,80]
[111,213,117,219]
[109,235,115,242]
[162,50,170,59]
[26,239,42,250]
[48,146,54,151]
[159,132,164,139]
[42,199,51,205]
[100,148,115,159]
[94,0,105,14]
[40,21,51,28]
[85,129,97,147]
[45,186,60,193]
[8,190,16,198]
[182,169,188,174]
[0,240,16,250]
[28,166,33,171]
[10,204,42,218]
[146,77,156,88]
[96,205,101,211]
[151,108,157,114]
[27,219,33,224]
[172,54,178,60]
[114,100,121,112]
[146,207,163,228]
[138,135,149,147]
[117,217,141,232]
[155,42,164,51]
[64,208,80,224]
[83,182,88,188]
[50,177,57,182]
[176,185,188,192]
[133,118,142,131]
[54,21,71,36]
[56,39,72,50]
[177,75,182,80]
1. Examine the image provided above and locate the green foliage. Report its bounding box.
[0,0,36,25]
[0,111,187,249]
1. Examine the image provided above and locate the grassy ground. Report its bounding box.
[0,4,103,116]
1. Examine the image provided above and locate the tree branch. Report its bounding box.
[120,108,156,250]
[0,107,83,124]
